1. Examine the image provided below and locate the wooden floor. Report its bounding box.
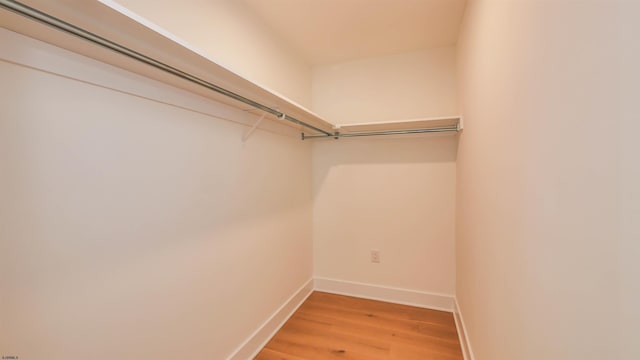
[255,291,463,360]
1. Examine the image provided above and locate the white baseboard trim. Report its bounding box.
[226,278,314,360]
[454,298,476,360]
[314,277,455,312]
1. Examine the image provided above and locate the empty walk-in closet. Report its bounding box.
[0,1,638,359]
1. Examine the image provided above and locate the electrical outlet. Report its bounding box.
[371,249,380,263]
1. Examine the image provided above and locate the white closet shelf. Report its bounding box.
[336,116,461,132]
[303,116,462,139]
[0,0,335,136]
[0,0,461,140]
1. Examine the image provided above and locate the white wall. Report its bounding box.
[618,5,640,358]
[311,47,459,306]
[456,1,639,359]
[312,136,457,300]
[0,30,312,360]
[111,0,313,108]
[312,47,458,124]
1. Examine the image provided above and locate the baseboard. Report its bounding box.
[454,298,476,360]
[314,277,455,312]
[226,278,314,360]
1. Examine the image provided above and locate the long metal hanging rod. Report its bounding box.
[0,0,333,137]
[302,126,459,140]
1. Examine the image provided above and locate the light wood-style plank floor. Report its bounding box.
[255,291,463,360]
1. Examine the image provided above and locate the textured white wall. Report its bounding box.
[312,136,457,297]
[111,0,313,108]
[456,1,640,359]
[0,30,312,360]
[312,47,458,124]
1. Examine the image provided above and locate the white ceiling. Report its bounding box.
[242,0,467,65]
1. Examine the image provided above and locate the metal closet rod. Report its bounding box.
[302,126,459,140]
[0,0,333,137]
